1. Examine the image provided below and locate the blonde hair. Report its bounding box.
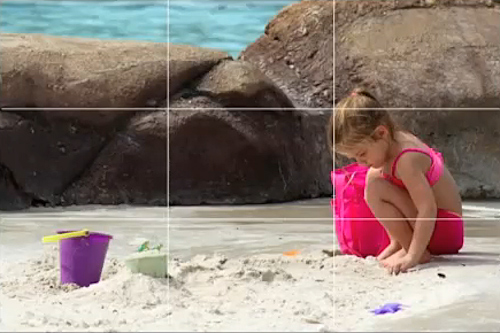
[328,88,396,155]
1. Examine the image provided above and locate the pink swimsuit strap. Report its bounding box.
[384,147,444,188]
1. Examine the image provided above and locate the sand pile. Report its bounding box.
[1,244,498,332]
[0,247,335,332]
[168,251,334,332]
[0,246,170,332]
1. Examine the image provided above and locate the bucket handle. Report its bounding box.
[42,229,89,243]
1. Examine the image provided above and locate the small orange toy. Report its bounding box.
[283,250,300,257]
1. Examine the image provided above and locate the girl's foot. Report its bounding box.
[376,242,401,262]
[419,250,432,264]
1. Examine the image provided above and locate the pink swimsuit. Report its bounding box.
[383,147,464,255]
[383,147,444,188]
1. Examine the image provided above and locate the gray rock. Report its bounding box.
[0,33,167,108]
[241,1,334,108]
[335,0,500,198]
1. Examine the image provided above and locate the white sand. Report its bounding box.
[333,250,500,331]
[0,246,334,332]
[1,242,499,332]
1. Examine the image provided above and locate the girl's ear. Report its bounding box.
[373,125,388,140]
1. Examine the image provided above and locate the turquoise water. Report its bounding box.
[169,0,293,56]
[0,0,295,57]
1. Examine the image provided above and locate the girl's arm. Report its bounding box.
[396,153,438,261]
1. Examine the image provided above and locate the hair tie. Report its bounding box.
[350,91,357,97]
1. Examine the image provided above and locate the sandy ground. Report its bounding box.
[0,201,499,331]
[0,246,334,332]
[333,238,500,332]
[1,239,499,332]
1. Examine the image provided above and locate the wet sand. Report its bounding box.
[0,199,499,331]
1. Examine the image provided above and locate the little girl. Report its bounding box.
[330,89,464,275]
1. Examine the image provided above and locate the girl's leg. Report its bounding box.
[365,177,430,263]
[376,240,401,262]
[386,221,432,266]
[371,200,405,261]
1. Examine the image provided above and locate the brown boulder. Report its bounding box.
[195,60,295,108]
[169,108,332,205]
[0,108,167,209]
[335,0,500,107]
[168,44,231,97]
[170,56,295,110]
[0,162,30,210]
[62,110,167,205]
[0,111,113,207]
[0,31,334,210]
[335,0,500,198]
[0,33,167,108]
[168,41,331,205]
[240,0,334,108]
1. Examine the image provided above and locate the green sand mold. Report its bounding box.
[125,251,168,278]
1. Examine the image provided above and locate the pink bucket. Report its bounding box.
[331,163,390,257]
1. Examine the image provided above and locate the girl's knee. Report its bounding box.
[364,177,388,204]
[365,176,417,220]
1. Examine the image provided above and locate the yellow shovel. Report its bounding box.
[42,229,89,243]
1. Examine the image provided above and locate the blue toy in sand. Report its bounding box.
[371,303,406,315]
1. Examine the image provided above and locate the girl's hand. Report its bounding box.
[386,254,418,275]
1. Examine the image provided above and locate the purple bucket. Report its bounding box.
[57,230,113,287]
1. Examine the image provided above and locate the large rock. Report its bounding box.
[62,111,167,206]
[335,0,500,107]
[1,0,498,210]
[0,111,113,207]
[0,33,333,210]
[0,33,169,209]
[335,0,500,198]
[240,0,334,108]
[0,33,167,108]
[0,109,167,209]
[169,108,332,205]
[182,0,336,206]
[169,44,330,205]
[168,44,231,97]
[169,46,296,109]
[0,162,30,210]
[195,60,295,108]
